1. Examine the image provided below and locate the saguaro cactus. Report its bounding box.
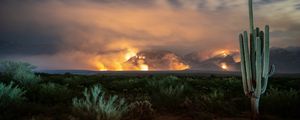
[239,0,275,119]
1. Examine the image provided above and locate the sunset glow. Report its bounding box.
[139,64,149,71]
[220,62,228,70]
[93,47,150,71]
[212,49,231,57]
[125,48,138,61]
[92,49,193,71]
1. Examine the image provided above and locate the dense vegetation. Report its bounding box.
[0,61,299,120]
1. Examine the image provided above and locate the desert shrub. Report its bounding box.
[147,78,189,109]
[160,75,180,81]
[221,78,242,94]
[0,60,40,85]
[126,100,155,120]
[72,85,128,120]
[106,79,147,93]
[204,89,225,101]
[63,76,84,85]
[286,79,300,90]
[261,87,300,117]
[36,83,72,104]
[146,75,182,90]
[160,85,185,98]
[134,94,151,102]
[196,89,238,115]
[198,78,240,93]
[0,82,26,108]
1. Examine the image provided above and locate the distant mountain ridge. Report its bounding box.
[38,47,300,73]
[132,47,300,73]
[37,69,300,78]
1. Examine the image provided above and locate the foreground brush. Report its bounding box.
[239,0,275,119]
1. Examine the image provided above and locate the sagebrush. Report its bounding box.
[0,82,26,108]
[0,61,40,85]
[72,85,128,120]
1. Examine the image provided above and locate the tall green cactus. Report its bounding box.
[239,0,275,119]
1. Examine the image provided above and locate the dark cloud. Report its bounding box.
[270,47,300,73]
[296,3,300,10]
[0,31,61,56]
[166,0,232,11]
[91,0,154,5]
[271,24,300,47]
[167,0,181,8]
[257,0,285,4]
[0,0,153,5]
[0,13,63,56]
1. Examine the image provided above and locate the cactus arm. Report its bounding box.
[259,31,264,54]
[249,0,254,35]
[249,0,256,84]
[250,28,257,84]
[239,34,249,95]
[256,28,260,37]
[268,64,275,77]
[261,25,270,94]
[255,37,262,97]
[243,31,253,92]
[250,33,256,85]
[252,37,257,88]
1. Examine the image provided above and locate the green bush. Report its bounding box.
[126,100,155,120]
[261,87,300,117]
[160,75,180,81]
[36,83,72,104]
[160,85,185,98]
[146,75,182,90]
[105,78,147,93]
[194,89,238,115]
[146,77,189,109]
[0,82,26,108]
[0,61,40,85]
[72,85,128,120]
[63,76,84,85]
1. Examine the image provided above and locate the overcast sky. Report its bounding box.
[0,0,299,70]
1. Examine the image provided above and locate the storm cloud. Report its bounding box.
[0,0,299,71]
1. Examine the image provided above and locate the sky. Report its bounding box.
[0,0,299,71]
